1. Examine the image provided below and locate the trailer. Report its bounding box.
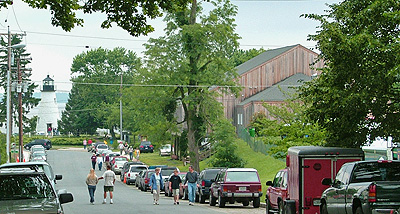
[284,146,364,214]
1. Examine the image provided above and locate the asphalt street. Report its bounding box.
[46,149,264,214]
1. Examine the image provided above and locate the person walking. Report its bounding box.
[128,146,133,160]
[98,164,116,204]
[135,147,140,160]
[124,142,129,155]
[86,169,98,204]
[118,142,124,155]
[83,139,87,150]
[185,165,199,206]
[96,154,103,171]
[91,153,97,170]
[104,154,110,167]
[169,169,182,205]
[149,168,164,205]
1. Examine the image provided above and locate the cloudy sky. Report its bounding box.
[0,0,339,92]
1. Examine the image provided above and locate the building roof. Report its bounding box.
[43,75,54,81]
[238,73,312,105]
[236,44,299,76]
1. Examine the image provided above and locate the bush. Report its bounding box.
[23,136,95,146]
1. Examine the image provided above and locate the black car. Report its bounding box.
[196,168,223,203]
[139,141,154,153]
[24,139,52,150]
[0,168,73,213]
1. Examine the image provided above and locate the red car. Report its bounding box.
[266,168,288,214]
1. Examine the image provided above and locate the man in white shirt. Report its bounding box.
[98,164,116,204]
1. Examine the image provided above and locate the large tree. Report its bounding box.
[142,0,241,171]
[0,35,39,132]
[58,47,142,136]
[0,0,190,36]
[300,0,400,147]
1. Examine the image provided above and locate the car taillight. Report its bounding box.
[115,165,118,168]
[140,146,144,148]
[145,178,149,184]
[369,184,376,203]
[150,145,153,148]
[202,181,205,186]
[258,187,262,192]
[222,186,227,192]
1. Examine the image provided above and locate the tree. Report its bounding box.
[230,48,265,67]
[0,35,39,132]
[0,0,190,36]
[142,0,241,171]
[58,47,142,136]
[300,0,400,147]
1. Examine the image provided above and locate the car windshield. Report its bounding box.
[226,171,259,182]
[115,157,127,161]
[32,153,45,157]
[352,162,400,183]
[161,169,175,176]
[161,145,170,149]
[0,174,55,200]
[141,141,151,146]
[97,145,107,149]
[204,170,219,180]
[130,166,147,172]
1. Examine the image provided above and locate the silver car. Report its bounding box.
[126,165,148,185]
[112,160,128,175]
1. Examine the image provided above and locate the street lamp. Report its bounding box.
[5,26,26,163]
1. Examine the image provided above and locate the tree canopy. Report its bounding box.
[299,0,400,147]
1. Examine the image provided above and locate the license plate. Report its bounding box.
[239,187,246,191]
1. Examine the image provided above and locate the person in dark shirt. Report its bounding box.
[169,169,182,205]
[91,153,97,169]
[185,166,199,205]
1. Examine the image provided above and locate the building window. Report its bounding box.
[237,114,243,125]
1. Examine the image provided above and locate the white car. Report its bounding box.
[112,160,128,175]
[159,144,172,156]
[126,165,148,185]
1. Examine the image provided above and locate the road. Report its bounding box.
[46,149,265,214]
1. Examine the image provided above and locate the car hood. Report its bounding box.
[0,197,59,213]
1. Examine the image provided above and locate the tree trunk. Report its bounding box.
[187,106,200,172]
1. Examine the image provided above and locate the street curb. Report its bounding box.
[260,202,266,208]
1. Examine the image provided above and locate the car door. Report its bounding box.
[325,165,347,214]
[269,171,283,208]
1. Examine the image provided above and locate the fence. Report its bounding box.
[238,126,270,156]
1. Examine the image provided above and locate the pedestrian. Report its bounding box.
[104,154,110,167]
[83,139,87,150]
[169,169,182,205]
[124,142,129,155]
[135,147,140,160]
[88,139,93,152]
[185,165,199,206]
[149,168,164,205]
[86,168,98,205]
[118,142,124,155]
[97,154,103,171]
[91,153,97,170]
[98,164,116,204]
[128,146,133,160]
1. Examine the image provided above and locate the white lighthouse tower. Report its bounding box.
[36,75,60,135]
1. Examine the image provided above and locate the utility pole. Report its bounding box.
[17,58,23,162]
[120,72,123,141]
[6,26,11,163]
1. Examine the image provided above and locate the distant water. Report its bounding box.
[32,92,69,103]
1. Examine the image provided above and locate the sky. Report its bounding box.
[0,0,340,93]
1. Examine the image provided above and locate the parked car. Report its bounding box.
[120,161,145,182]
[126,165,148,185]
[88,141,105,153]
[30,151,47,161]
[24,139,52,150]
[110,156,129,166]
[159,144,172,156]
[135,170,145,187]
[95,144,109,155]
[164,172,186,197]
[209,168,262,208]
[139,141,154,153]
[139,170,155,192]
[0,168,73,213]
[148,165,168,169]
[30,145,46,154]
[265,168,288,214]
[111,157,128,175]
[196,168,223,203]
[320,160,400,214]
[0,162,62,186]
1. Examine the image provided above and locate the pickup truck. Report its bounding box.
[320,160,400,214]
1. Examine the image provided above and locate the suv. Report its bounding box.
[0,168,73,213]
[139,170,155,192]
[24,139,52,150]
[209,168,262,208]
[120,161,145,182]
[196,168,223,203]
[266,168,288,214]
[126,165,148,185]
[139,141,154,153]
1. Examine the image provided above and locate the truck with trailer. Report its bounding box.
[281,146,364,214]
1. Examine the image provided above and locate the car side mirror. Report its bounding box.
[266,181,273,186]
[55,174,63,180]
[321,178,332,186]
[59,193,74,204]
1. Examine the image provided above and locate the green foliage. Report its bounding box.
[230,48,265,67]
[23,136,89,146]
[0,36,39,131]
[0,134,5,164]
[210,119,245,168]
[300,0,400,147]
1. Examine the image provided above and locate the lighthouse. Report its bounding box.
[36,75,60,136]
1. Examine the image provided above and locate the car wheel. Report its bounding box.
[278,200,285,214]
[218,194,225,208]
[355,206,363,214]
[195,193,199,202]
[253,197,260,208]
[209,193,216,206]
[320,202,328,214]
[266,197,273,214]
[200,194,206,204]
